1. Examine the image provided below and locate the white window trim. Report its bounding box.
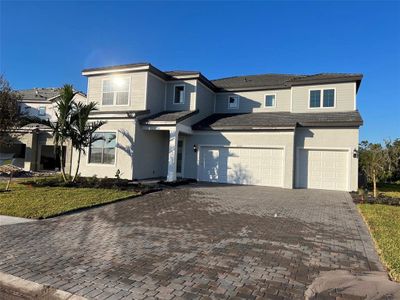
[101,76,131,107]
[38,106,46,116]
[308,88,336,109]
[264,93,277,108]
[87,130,118,166]
[173,84,185,105]
[227,95,239,109]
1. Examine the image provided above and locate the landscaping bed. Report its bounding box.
[0,176,158,219]
[356,183,400,282]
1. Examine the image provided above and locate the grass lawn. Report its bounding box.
[377,183,400,199]
[0,180,139,219]
[359,203,400,282]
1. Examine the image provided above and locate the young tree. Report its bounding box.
[359,141,390,198]
[385,139,400,182]
[0,75,22,145]
[70,102,105,182]
[47,85,75,181]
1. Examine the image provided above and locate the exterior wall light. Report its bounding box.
[353,149,358,158]
[193,144,198,153]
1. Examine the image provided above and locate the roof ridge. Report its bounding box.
[211,73,304,82]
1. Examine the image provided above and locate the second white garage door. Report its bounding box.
[198,146,284,187]
[296,148,349,191]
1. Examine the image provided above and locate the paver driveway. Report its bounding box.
[0,184,383,299]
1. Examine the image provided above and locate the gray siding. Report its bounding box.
[291,82,356,112]
[146,73,166,114]
[86,72,148,111]
[215,89,291,113]
[165,80,196,111]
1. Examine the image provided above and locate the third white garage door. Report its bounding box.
[296,148,349,191]
[198,146,284,187]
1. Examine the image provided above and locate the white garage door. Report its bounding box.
[198,146,284,187]
[296,148,349,191]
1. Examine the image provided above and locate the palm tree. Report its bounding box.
[70,102,105,182]
[50,85,75,181]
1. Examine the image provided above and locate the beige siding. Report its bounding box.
[165,80,196,111]
[182,81,215,126]
[292,82,356,112]
[295,127,359,191]
[71,120,136,179]
[215,89,291,113]
[183,131,295,188]
[86,72,147,112]
[146,73,166,114]
[133,126,169,179]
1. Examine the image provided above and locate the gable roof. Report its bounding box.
[193,111,363,130]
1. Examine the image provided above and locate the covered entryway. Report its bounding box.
[296,148,349,191]
[198,146,285,187]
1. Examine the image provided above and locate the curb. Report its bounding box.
[0,272,86,300]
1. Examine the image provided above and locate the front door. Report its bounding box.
[176,138,184,177]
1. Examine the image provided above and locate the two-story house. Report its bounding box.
[73,63,363,191]
[0,88,86,171]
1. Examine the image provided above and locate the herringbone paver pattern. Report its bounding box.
[0,184,382,299]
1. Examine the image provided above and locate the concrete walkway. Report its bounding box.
[0,215,36,226]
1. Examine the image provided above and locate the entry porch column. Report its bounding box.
[167,128,179,182]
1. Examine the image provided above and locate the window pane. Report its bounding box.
[102,92,114,105]
[114,78,129,92]
[38,107,46,116]
[323,89,335,107]
[103,80,113,93]
[89,132,116,164]
[103,148,115,164]
[265,95,275,107]
[89,148,102,164]
[310,90,321,108]
[228,96,238,108]
[174,86,184,103]
[116,91,128,105]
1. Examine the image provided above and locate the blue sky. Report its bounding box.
[1,1,399,142]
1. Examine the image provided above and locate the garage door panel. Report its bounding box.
[297,149,349,191]
[199,146,284,187]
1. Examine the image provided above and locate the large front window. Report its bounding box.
[173,85,185,104]
[102,77,130,106]
[89,132,116,164]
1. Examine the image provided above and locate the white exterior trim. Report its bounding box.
[264,93,277,108]
[173,84,186,105]
[176,137,185,177]
[86,130,118,167]
[82,65,149,76]
[227,95,239,109]
[354,82,357,110]
[100,75,131,107]
[308,88,337,109]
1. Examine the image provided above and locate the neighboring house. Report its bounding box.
[0,88,86,172]
[72,62,363,191]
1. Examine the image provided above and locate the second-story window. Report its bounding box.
[174,85,185,104]
[309,89,335,108]
[228,95,239,109]
[38,106,46,116]
[265,94,276,107]
[102,77,130,106]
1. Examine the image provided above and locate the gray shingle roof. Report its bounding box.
[211,73,363,91]
[141,110,198,125]
[18,88,86,102]
[165,70,200,77]
[193,111,363,130]
[18,88,62,101]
